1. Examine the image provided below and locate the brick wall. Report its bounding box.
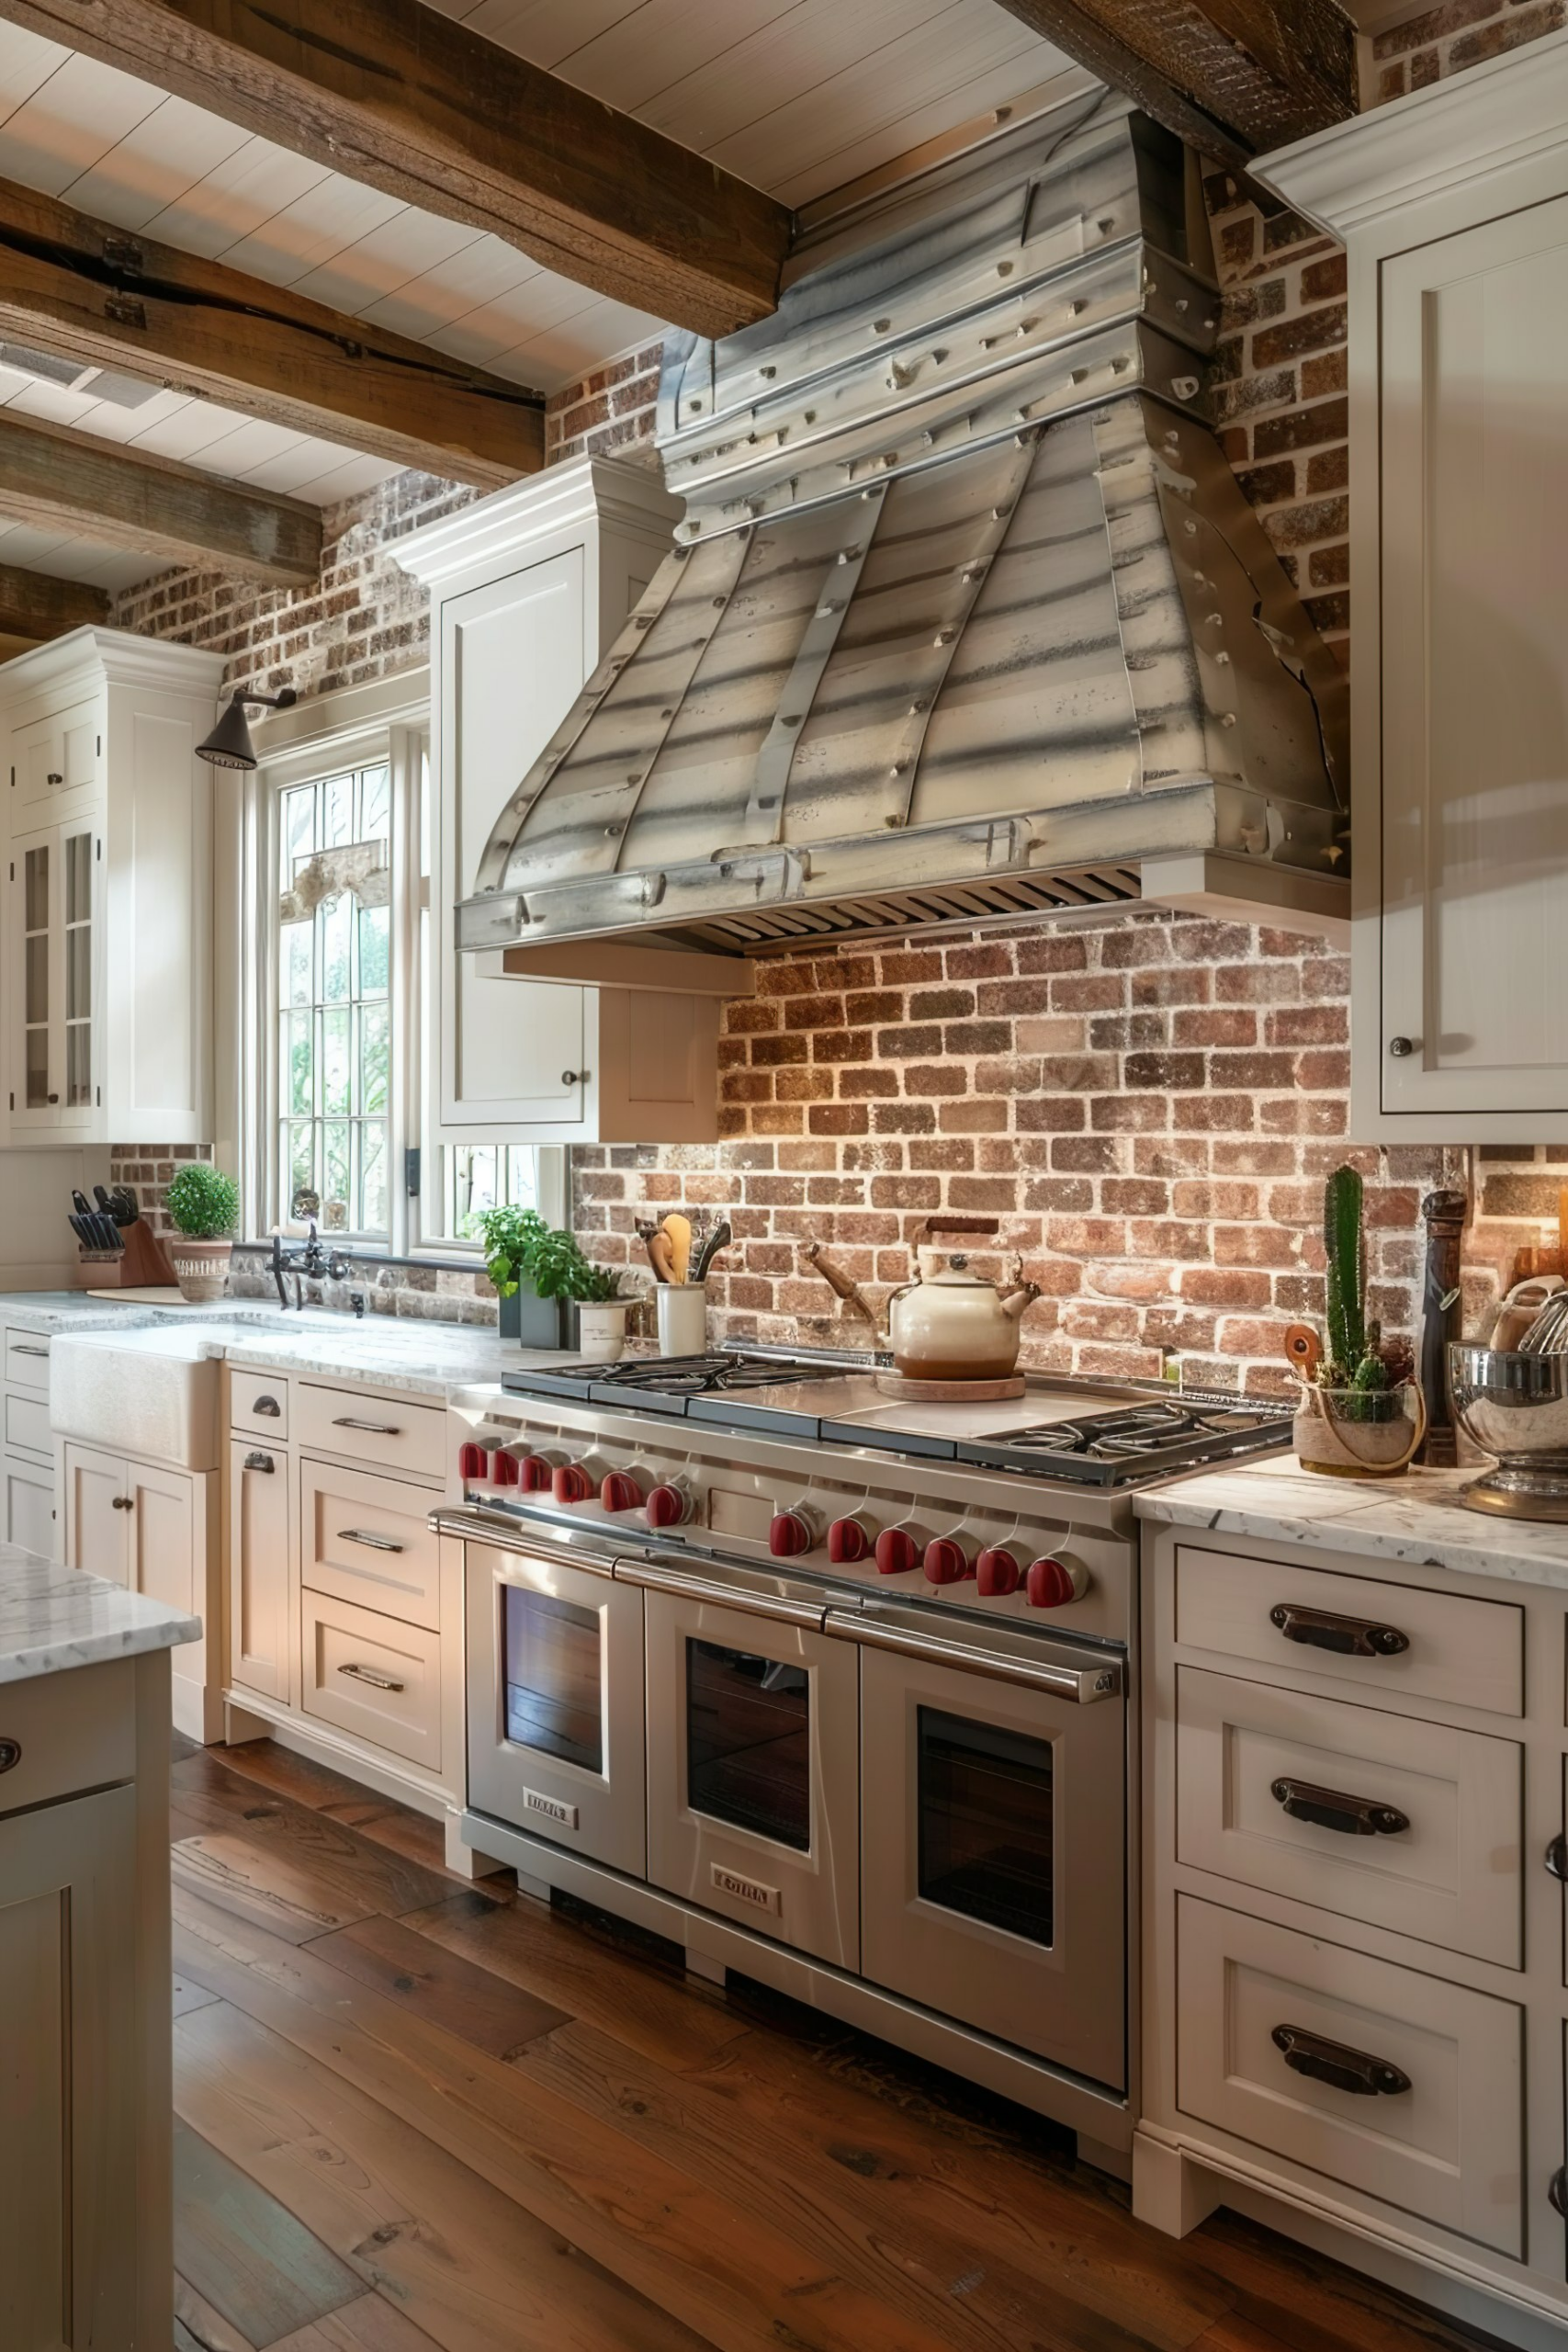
[103,12,1568,1346]
[1369,0,1565,101]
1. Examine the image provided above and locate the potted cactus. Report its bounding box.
[1294,1166,1425,1476]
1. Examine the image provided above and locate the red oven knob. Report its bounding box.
[492,1450,522,1489]
[601,1471,645,1513]
[552,1463,594,1505]
[647,1482,692,1529]
[1026,1554,1089,1610]
[828,1515,872,1564]
[976,1545,1021,1597]
[770,1510,815,1559]
[516,1453,551,1492]
[458,1442,489,1484]
[924,1537,972,1586]
[875,1527,919,1577]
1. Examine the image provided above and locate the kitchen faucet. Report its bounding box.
[269,1219,349,1309]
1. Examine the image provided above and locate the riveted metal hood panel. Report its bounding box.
[457,89,1349,958]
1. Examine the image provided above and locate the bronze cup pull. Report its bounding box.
[1271,1779,1410,1838]
[1547,1835,1567,1883]
[1271,2025,1411,2098]
[1551,2167,1567,2220]
[0,1738,20,1774]
[1269,1602,1410,1657]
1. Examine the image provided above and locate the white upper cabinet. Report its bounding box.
[1261,31,1568,1140]
[0,630,223,1148]
[393,455,738,1146]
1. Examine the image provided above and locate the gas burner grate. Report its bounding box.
[956,1395,1293,1487]
[501,1351,853,1408]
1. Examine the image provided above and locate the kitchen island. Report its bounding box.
[0,1545,199,2349]
[1134,1459,1568,2351]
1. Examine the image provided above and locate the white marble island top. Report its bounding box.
[0,1548,201,1683]
[1136,1453,1568,1591]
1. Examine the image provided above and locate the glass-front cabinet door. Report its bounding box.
[9,817,96,1134]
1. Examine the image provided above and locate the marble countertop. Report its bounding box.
[0,1547,201,1683]
[1135,1453,1568,1590]
[41,1301,562,1402]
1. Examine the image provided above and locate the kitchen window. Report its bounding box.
[239,682,561,1258]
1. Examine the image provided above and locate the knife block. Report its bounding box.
[78,1221,177,1288]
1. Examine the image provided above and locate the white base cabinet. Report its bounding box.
[62,1440,223,1742]
[1261,30,1568,1140]
[2,1323,54,1560]
[0,628,223,1147]
[1139,1522,1568,2350]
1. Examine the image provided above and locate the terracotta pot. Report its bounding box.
[169,1235,232,1305]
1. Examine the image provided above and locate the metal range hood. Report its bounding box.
[458,86,1350,963]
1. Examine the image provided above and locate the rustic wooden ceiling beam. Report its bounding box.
[0,0,791,338]
[992,0,1358,169]
[0,560,109,640]
[0,413,321,583]
[0,175,543,491]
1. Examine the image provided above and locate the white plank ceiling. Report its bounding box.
[0,1,1075,590]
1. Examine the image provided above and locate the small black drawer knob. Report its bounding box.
[1551,2167,1567,2220]
[1389,1035,1416,1057]
[0,1738,20,1774]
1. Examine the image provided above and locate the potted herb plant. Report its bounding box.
[476,1206,562,1348]
[572,1260,628,1362]
[164,1164,241,1303]
[1294,1165,1426,1476]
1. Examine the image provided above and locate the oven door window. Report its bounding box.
[917,1705,1055,1947]
[502,1587,604,1774]
[686,1639,811,1850]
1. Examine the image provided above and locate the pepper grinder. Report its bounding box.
[1418,1188,1467,1467]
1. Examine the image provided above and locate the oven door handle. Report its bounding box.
[823,1610,1122,1702]
[615,1558,829,1628]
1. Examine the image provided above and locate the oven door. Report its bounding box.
[628,1559,859,1968]
[839,1606,1125,2091]
[465,1531,646,1876]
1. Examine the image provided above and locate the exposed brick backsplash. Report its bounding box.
[108,1143,211,1239]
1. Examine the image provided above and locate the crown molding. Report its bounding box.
[389,453,682,589]
[1255,25,1568,237]
[0,624,225,703]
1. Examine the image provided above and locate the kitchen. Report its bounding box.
[0,1,1562,2346]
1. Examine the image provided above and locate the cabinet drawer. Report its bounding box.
[4,1391,51,1458]
[0,1658,134,1816]
[1176,1895,1523,2256]
[295,1382,445,1482]
[300,1460,440,1633]
[1175,1668,1523,1967]
[231,1371,288,1442]
[301,1592,441,1773]
[4,1330,51,1391]
[1173,1544,1523,1717]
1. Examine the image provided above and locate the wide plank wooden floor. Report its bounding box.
[167,1735,1495,2352]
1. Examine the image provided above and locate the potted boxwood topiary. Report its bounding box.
[165,1164,241,1303]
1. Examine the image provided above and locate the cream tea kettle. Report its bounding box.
[806,1217,1043,1381]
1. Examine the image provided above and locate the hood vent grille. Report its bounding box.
[455,86,1350,961]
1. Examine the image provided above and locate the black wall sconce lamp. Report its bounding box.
[195,685,299,771]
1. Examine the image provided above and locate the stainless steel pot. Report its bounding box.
[1448,1343,1568,1520]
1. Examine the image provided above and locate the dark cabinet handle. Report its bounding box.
[1551,2167,1567,2220]
[110,1494,134,1510]
[251,1395,281,1418]
[45,771,62,786]
[333,1416,400,1435]
[561,1069,581,1085]
[1269,1602,1410,1657]
[1271,2025,1411,2098]
[1388,1035,1416,1057]
[0,1738,20,1773]
[243,1451,275,1473]
[1271,1779,1410,1838]
[1547,1835,1567,1883]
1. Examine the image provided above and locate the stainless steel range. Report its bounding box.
[439,1349,1290,2159]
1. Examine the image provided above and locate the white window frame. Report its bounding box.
[226,670,563,1260]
